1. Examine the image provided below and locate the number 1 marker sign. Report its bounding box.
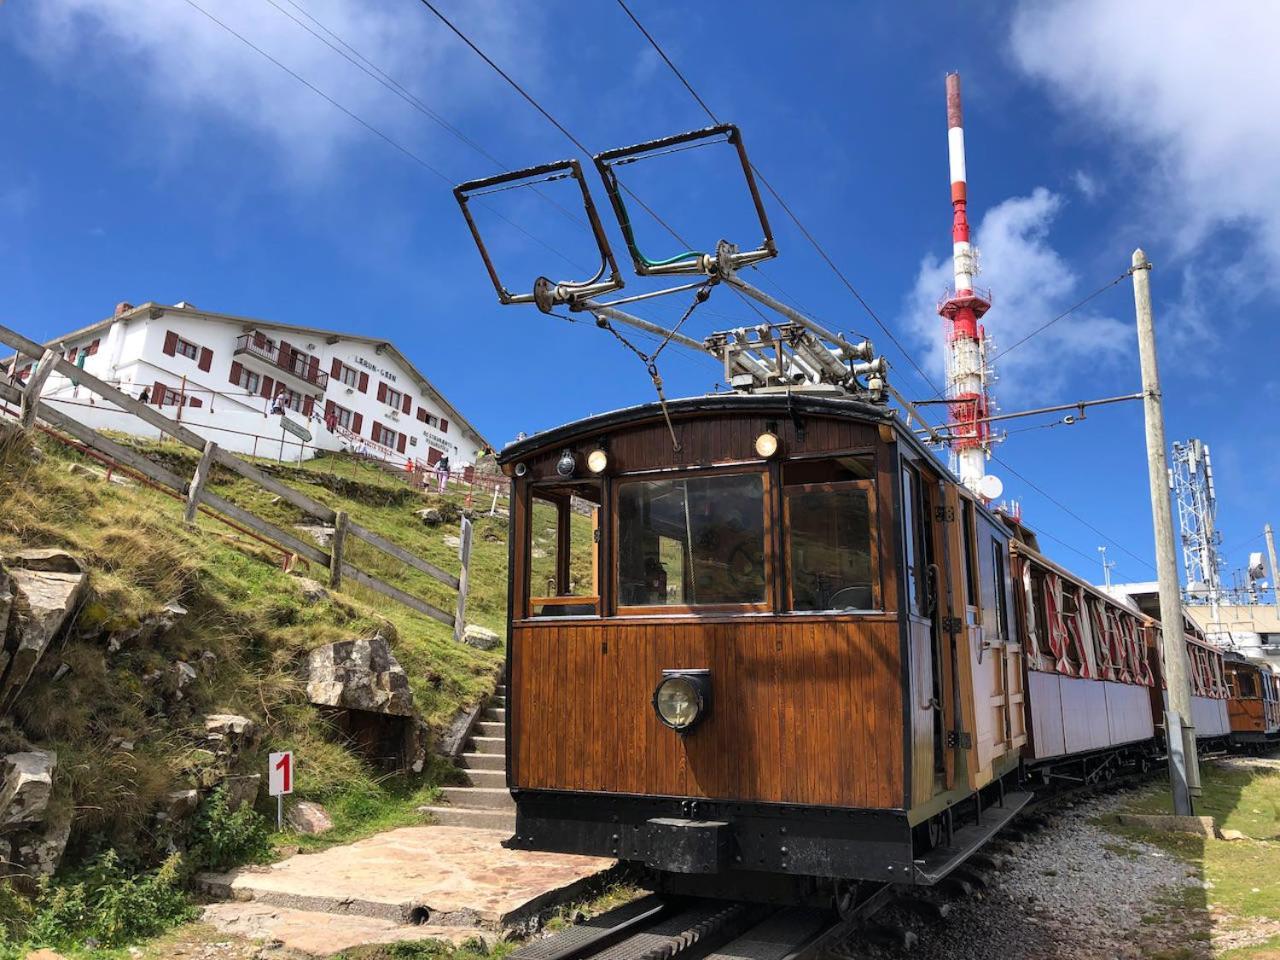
[269,751,293,831]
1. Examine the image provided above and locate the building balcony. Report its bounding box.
[234,333,329,392]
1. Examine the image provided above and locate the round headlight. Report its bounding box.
[653,672,710,732]
[754,431,779,458]
[555,449,575,478]
[586,448,608,474]
[514,462,527,477]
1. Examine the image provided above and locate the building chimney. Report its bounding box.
[114,301,134,317]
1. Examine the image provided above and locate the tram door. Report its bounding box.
[902,459,956,802]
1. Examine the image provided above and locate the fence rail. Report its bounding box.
[0,323,472,636]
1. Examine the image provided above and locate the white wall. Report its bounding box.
[30,307,487,467]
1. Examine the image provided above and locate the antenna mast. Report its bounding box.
[1171,438,1223,619]
[939,73,999,494]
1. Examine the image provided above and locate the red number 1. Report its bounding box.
[275,753,291,792]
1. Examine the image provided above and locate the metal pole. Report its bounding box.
[1266,523,1280,617]
[277,794,283,831]
[1133,248,1200,809]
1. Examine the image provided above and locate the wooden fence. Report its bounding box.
[0,323,472,636]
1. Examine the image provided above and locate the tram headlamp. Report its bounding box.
[586,447,608,474]
[555,449,576,478]
[653,670,711,732]
[514,462,528,477]
[754,431,779,458]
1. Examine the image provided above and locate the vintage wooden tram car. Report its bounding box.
[1225,655,1280,750]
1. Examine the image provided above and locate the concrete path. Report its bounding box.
[199,825,615,955]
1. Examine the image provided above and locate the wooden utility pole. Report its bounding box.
[1133,248,1200,813]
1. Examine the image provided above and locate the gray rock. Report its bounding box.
[461,624,501,651]
[291,576,329,603]
[203,714,258,758]
[294,524,335,547]
[0,566,12,653]
[305,636,415,716]
[415,508,443,526]
[285,800,333,835]
[0,751,57,827]
[172,661,198,700]
[199,650,218,676]
[7,550,85,574]
[159,788,199,823]
[443,534,462,549]
[11,805,71,877]
[0,564,87,708]
[222,774,261,812]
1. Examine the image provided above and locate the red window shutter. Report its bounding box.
[352,413,362,435]
[198,347,213,372]
[88,338,100,356]
[440,419,448,433]
[426,446,441,466]
[416,408,427,423]
[66,349,76,361]
[261,376,274,398]
[330,358,341,379]
[163,331,178,357]
[325,399,335,418]
[402,394,412,415]
[303,396,314,416]
[229,360,242,385]
[397,434,407,454]
[154,381,166,405]
[357,371,369,393]
[277,341,292,370]
[189,397,203,408]
[377,381,387,403]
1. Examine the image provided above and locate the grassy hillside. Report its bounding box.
[0,424,509,874]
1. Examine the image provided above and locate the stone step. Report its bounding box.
[419,806,516,832]
[483,707,506,722]
[439,787,515,811]
[463,769,508,789]
[469,736,505,755]
[495,685,507,697]
[458,752,504,771]
[474,721,506,737]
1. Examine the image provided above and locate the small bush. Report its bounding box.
[24,849,194,948]
[188,787,273,871]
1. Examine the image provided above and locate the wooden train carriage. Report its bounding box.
[497,394,1030,891]
[1008,543,1156,771]
[1146,619,1232,744]
[1225,655,1280,747]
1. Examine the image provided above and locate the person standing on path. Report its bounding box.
[436,454,450,493]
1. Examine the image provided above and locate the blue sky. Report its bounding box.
[3,0,1277,588]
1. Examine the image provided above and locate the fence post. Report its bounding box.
[454,516,473,642]
[185,440,218,525]
[19,349,59,431]
[330,510,349,588]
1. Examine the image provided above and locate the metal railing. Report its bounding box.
[234,333,330,390]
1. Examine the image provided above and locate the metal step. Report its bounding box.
[439,787,515,811]
[464,769,507,789]
[474,721,506,737]
[496,685,507,697]
[419,805,515,832]
[458,752,504,771]
[483,707,506,722]
[468,736,505,755]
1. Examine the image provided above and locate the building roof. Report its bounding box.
[7,301,491,451]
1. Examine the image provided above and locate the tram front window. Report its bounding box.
[617,472,767,608]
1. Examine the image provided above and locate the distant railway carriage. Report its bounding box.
[1225,655,1280,750]
[1146,620,1232,749]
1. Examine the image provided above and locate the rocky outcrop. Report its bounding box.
[0,552,87,710]
[461,625,500,651]
[221,774,261,812]
[291,576,329,603]
[305,636,415,717]
[0,750,56,827]
[415,508,443,526]
[11,804,71,877]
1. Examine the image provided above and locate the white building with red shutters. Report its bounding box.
[5,300,489,468]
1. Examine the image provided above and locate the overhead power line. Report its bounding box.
[180,0,592,276]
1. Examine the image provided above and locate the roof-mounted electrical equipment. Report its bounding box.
[593,124,776,277]
[453,158,623,311]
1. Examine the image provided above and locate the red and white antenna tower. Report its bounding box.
[939,72,1001,496]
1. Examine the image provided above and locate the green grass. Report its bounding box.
[0,424,511,950]
[1107,758,1280,957]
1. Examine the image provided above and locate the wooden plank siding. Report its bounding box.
[510,617,905,809]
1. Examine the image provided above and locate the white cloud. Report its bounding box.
[1071,169,1100,202]
[1010,1,1280,273]
[901,187,1130,404]
[12,0,538,176]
